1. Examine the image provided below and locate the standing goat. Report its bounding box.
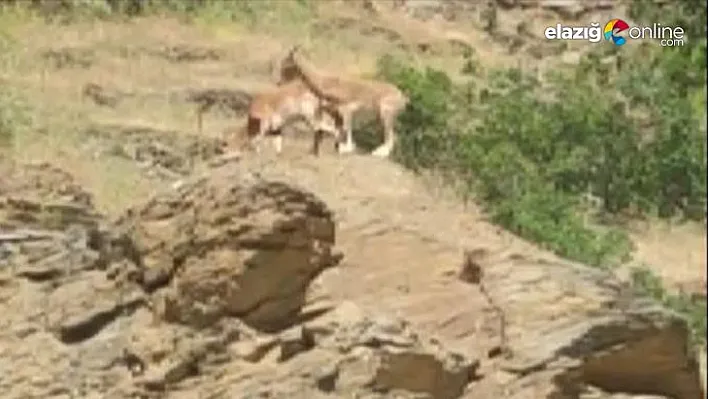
[215,80,343,155]
[275,45,408,158]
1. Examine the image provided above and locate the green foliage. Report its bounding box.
[374,57,635,268]
[367,0,707,346]
[0,0,315,25]
[631,266,706,348]
[374,55,460,171]
[0,0,703,344]
[369,1,706,269]
[611,1,708,220]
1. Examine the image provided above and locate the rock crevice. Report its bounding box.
[0,160,703,399]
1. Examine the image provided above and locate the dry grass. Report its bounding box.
[0,2,704,292]
[629,221,707,290]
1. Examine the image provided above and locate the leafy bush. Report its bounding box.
[0,0,315,25]
[371,58,634,267]
[375,57,459,172]
[365,0,707,346]
[631,266,706,348]
[366,1,705,269]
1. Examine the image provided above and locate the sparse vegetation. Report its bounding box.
[0,8,33,149]
[366,0,706,343]
[631,266,706,348]
[371,0,706,265]
[0,0,315,26]
[0,89,32,149]
[0,0,705,349]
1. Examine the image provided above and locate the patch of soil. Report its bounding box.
[83,123,227,180]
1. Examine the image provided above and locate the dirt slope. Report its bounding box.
[1,1,706,398]
[207,141,707,398]
[4,0,703,292]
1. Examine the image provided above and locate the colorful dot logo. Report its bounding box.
[604,19,631,46]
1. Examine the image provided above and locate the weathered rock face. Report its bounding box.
[114,169,342,332]
[0,162,479,399]
[0,160,704,399]
[457,249,705,399]
[82,124,228,180]
[172,300,480,399]
[388,0,617,20]
[0,161,97,231]
[0,161,134,399]
[307,301,480,399]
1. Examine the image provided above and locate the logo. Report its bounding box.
[603,19,631,46]
[544,18,685,47]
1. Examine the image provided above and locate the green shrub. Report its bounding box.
[0,0,315,25]
[372,57,636,267]
[368,1,705,269]
[631,266,706,348]
[375,55,459,171]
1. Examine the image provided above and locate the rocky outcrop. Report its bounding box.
[457,249,704,399]
[387,0,617,21]
[0,161,704,399]
[0,161,97,229]
[122,300,480,398]
[82,123,227,180]
[0,162,478,398]
[0,161,135,398]
[114,168,342,332]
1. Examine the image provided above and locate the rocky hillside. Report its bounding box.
[0,0,705,398]
[0,159,703,398]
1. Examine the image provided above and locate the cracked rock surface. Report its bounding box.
[0,159,703,399]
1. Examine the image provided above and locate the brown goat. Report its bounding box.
[223,80,343,155]
[275,45,408,158]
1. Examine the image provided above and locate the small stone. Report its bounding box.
[279,325,315,362]
[314,364,339,392]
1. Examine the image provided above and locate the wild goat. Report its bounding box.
[204,80,343,155]
[275,45,408,158]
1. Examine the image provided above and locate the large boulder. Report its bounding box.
[1,159,702,399]
[0,161,135,399]
[114,168,342,332]
[0,161,347,398]
[150,300,481,399]
[456,249,705,399]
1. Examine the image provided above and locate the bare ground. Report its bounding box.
[1,1,705,398]
[4,0,702,295]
